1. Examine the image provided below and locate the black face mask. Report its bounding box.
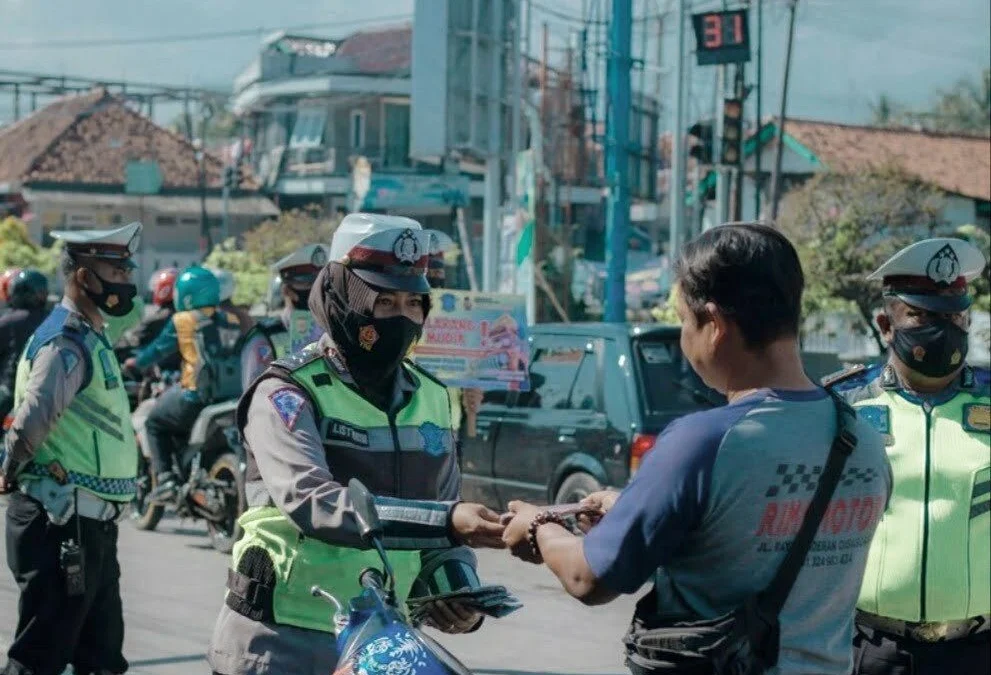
[890,318,969,379]
[291,293,311,311]
[85,269,137,317]
[340,313,423,383]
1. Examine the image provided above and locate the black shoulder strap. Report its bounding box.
[759,391,857,614]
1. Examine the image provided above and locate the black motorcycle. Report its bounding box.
[130,388,247,554]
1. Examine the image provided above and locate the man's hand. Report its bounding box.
[124,357,138,371]
[450,502,506,548]
[0,471,15,495]
[461,388,484,416]
[422,599,482,634]
[502,500,543,564]
[576,490,620,533]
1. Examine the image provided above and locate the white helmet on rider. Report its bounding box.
[206,267,236,303]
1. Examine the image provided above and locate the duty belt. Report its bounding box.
[21,477,126,525]
[857,610,991,643]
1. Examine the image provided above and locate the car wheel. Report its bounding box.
[555,472,602,505]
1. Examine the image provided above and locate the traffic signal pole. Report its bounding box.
[668,0,687,271]
[604,0,632,323]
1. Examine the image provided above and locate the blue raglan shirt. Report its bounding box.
[583,388,892,675]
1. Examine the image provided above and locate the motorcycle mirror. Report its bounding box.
[348,478,383,544]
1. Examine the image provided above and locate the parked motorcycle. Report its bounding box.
[313,478,473,675]
[130,389,247,554]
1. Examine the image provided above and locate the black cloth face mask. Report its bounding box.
[85,269,137,317]
[340,313,423,383]
[890,317,969,379]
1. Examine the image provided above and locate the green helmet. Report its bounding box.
[174,264,221,311]
[9,269,49,309]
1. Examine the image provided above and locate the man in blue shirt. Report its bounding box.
[503,223,892,675]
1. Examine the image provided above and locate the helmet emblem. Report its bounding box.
[393,229,421,266]
[311,246,328,267]
[926,244,960,286]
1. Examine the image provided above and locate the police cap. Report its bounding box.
[868,237,987,313]
[50,221,142,269]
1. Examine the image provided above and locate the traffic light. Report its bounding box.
[687,121,714,165]
[721,98,743,166]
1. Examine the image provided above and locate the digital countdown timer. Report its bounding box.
[692,9,751,66]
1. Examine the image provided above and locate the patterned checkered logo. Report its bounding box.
[28,462,136,496]
[765,463,879,497]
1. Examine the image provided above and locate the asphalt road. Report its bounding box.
[0,499,637,675]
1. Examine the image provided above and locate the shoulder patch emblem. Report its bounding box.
[269,387,306,431]
[857,405,891,435]
[963,404,990,433]
[418,421,448,457]
[60,349,80,375]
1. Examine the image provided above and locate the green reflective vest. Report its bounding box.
[14,305,138,502]
[232,348,453,633]
[853,383,990,621]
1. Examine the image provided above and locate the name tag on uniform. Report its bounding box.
[963,404,991,433]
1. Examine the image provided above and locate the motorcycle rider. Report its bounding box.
[0,270,50,429]
[0,267,23,317]
[120,267,181,373]
[208,213,505,675]
[0,222,142,675]
[125,265,243,503]
[239,243,329,390]
[826,238,990,674]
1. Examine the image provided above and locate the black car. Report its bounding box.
[460,322,724,511]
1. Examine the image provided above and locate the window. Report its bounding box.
[289,107,327,149]
[156,215,177,226]
[180,217,200,226]
[350,109,366,150]
[519,338,599,411]
[383,102,411,168]
[67,212,95,228]
[636,338,723,413]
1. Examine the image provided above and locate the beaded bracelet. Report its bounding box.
[527,511,568,558]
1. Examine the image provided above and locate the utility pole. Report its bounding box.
[770,0,798,222]
[482,0,505,293]
[604,0,632,323]
[754,0,763,219]
[652,14,664,254]
[668,0,687,263]
[714,65,729,229]
[732,61,746,221]
[508,0,523,295]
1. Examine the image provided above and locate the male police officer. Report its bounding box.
[208,214,505,675]
[827,238,990,674]
[0,222,142,675]
[0,270,50,429]
[239,243,329,390]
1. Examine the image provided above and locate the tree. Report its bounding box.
[954,223,991,312]
[205,207,343,307]
[873,70,991,136]
[0,216,62,277]
[777,164,945,353]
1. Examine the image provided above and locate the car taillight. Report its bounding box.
[629,433,657,475]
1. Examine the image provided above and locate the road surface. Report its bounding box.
[0,500,637,675]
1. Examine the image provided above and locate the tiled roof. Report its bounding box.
[779,118,991,201]
[336,24,412,75]
[0,89,258,191]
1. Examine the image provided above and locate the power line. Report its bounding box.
[0,13,412,51]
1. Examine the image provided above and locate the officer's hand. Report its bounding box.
[577,490,620,533]
[462,388,484,416]
[423,599,482,634]
[0,472,15,495]
[502,501,543,564]
[451,503,506,548]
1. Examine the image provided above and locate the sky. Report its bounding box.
[0,0,988,132]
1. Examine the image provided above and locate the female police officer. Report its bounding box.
[208,214,505,675]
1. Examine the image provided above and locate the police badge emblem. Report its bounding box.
[393,229,421,265]
[358,324,379,351]
[311,246,328,267]
[926,244,960,286]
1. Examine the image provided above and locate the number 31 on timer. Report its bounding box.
[703,12,745,48]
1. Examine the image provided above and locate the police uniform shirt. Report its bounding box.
[239,306,293,393]
[1,298,91,475]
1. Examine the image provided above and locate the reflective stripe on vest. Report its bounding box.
[269,330,290,361]
[854,388,990,621]
[14,313,138,502]
[232,354,453,633]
